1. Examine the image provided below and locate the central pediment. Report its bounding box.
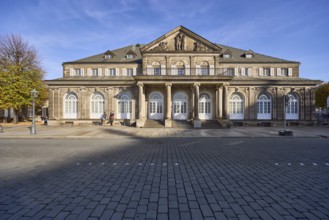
[140,26,222,53]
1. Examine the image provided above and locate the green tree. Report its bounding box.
[315,82,329,109]
[0,34,47,123]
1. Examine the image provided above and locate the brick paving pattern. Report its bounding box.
[0,138,329,219]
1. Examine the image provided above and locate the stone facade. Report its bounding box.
[46,26,321,127]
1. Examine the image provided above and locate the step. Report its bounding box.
[172,120,193,129]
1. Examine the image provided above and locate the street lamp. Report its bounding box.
[31,88,39,135]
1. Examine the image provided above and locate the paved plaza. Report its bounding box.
[0,134,329,219]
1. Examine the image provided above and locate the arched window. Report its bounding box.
[177,61,185,76]
[173,92,188,120]
[118,92,132,119]
[64,92,78,119]
[200,61,209,76]
[257,93,272,120]
[229,93,244,120]
[286,93,299,120]
[149,92,164,120]
[199,93,212,119]
[90,92,105,119]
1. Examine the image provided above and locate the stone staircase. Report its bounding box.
[172,120,193,129]
[144,120,164,128]
[201,120,223,129]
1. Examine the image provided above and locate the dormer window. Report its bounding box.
[222,49,232,59]
[126,54,134,59]
[245,50,254,58]
[104,50,115,59]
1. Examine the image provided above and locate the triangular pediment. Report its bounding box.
[140,26,222,53]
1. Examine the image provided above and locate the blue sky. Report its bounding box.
[1,0,328,82]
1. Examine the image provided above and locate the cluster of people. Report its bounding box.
[100,111,115,126]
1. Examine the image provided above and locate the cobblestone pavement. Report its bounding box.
[0,138,329,219]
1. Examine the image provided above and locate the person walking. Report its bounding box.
[109,111,114,126]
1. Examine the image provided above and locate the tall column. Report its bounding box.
[165,83,172,127]
[136,82,145,128]
[166,83,172,120]
[194,83,200,119]
[193,83,201,128]
[218,86,223,119]
[138,83,144,119]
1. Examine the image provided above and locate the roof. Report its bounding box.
[217,44,298,63]
[64,44,144,64]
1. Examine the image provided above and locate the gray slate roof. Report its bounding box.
[217,44,298,63]
[64,44,143,64]
[63,43,298,65]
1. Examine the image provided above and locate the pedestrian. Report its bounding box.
[109,111,114,126]
[101,112,107,126]
[44,116,48,126]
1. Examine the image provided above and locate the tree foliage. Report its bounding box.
[0,34,47,117]
[315,82,329,108]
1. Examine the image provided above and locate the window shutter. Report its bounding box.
[146,65,152,75]
[185,65,190,75]
[87,68,92,76]
[116,68,119,76]
[161,65,166,75]
[195,65,201,75]
[70,68,74,76]
[122,68,127,76]
[234,68,238,76]
[270,68,274,76]
[241,68,246,76]
[288,68,292,76]
[277,68,281,76]
[247,68,252,76]
[259,68,263,76]
[104,68,109,76]
[133,68,137,76]
[171,65,177,75]
[80,68,84,76]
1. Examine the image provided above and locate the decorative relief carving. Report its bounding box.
[174,33,185,51]
[150,41,168,52]
[193,41,211,52]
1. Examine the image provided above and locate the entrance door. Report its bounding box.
[118,93,132,119]
[149,92,164,120]
[199,93,212,120]
[173,92,188,120]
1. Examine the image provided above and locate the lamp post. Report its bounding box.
[31,88,38,135]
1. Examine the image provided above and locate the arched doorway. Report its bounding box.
[173,92,188,120]
[148,92,164,120]
[90,92,105,119]
[286,93,299,120]
[117,92,132,119]
[229,93,244,120]
[64,92,78,119]
[199,93,212,120]
[257,93,272,120]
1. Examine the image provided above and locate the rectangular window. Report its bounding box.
[264,68,270,76]
[154,68,161,76]
[227,68,235,76]
[92,69,98,76]
[201,68,208,76]
[281,68,288,76]
[127,68,133,76]
[110,68,116,76]
[74,69,81,76]
[178,68,184,76]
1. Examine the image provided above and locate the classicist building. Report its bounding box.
[46,26,321,128]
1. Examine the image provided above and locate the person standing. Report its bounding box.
[109,111,114,126]
[101,112,107,126]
